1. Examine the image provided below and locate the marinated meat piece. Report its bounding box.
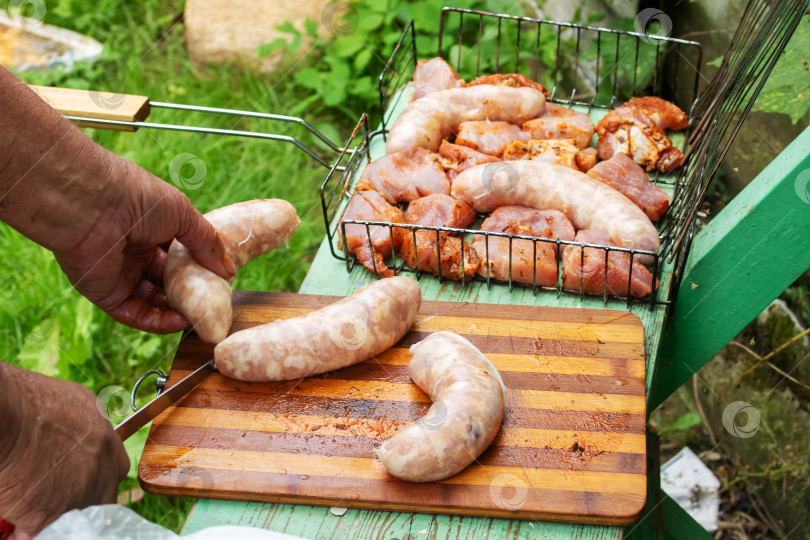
[400,234,480,281]
[523,103,595,149]
[404,193,477,230]
[400,194,479,280]
[411,57,464,101]
[562,229,656,298]
[339,190,405,277]
[386,85,546,154]
[356,148,450,204]
[438,140,499,180]
[455,120,530,156]
[596,96,688,172]
[475,205,574,256]
[587,153,672,221]
[575,147,598,172]
[472,206,574,287]
[502,138,580,169]
[466,73,550,96]
[451,160,660,263]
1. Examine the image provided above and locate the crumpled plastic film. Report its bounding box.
[36,504,305,540]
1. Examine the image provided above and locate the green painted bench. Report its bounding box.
[180,123,810,538]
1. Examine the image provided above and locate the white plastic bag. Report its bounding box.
[36,505,305,540]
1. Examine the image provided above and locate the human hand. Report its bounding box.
[50,155,236,333]
[0,363,130,535]
[0,68,235,334]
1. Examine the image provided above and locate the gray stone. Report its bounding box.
[520,0,639,25]
[185,0,334,73]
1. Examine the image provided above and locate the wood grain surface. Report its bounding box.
[140,290,647,525]
[29,85,150,131]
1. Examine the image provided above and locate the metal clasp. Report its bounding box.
[130,369,168,412]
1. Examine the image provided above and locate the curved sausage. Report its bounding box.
[385,85,546,155]
[451,160,660,263]
[377,331,506,482]
[214,276,422,382]
[411,57,464,101]
[165,199,300,344]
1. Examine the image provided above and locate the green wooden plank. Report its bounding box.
[409,512,623,540]
[184,501,413,538]
[624,496,715,540]
[650,125,810,411]
[184,499,621,539]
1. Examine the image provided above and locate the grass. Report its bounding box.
[2,0,353,531]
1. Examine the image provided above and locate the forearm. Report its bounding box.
[0,362,129,533]
[0,66,122,253]
[0,363,25,483]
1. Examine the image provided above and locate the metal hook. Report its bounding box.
[130,369,168,412]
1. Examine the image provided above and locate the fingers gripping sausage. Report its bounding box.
[214,276,422,381]
[377,331,506,482]
[165,199,300,344]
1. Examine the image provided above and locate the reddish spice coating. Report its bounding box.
[523,103,596,149]
[473,206,574,287]
[465,73,550,97]
[339,190,405,277]
[400,194,480,281]
[437,140,498,180]
[562,229,657,298]
[596,96,688,172]
[356,148,450,204]
[587,152,672,221]
[455,120,530,157]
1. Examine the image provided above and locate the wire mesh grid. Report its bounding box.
[320,3,808,308]
[661,0,810,266]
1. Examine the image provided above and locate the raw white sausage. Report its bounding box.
[377,331,506,482]
[385,85,546,155]
[451,160,660,262]
[214,276,422,381]
[165,199,300,344]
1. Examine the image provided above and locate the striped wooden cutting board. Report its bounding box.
[140,290,647,525]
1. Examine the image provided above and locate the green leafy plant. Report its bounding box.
[258,0,528,123]
[754,14,810,123]
[660,412,703,434]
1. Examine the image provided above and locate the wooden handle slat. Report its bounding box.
[29,85,150,132]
